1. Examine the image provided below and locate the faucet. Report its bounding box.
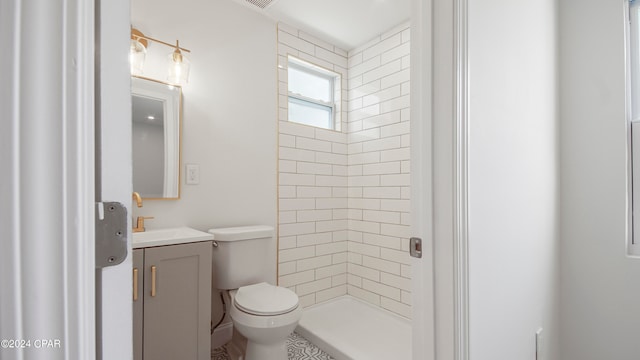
[132,192,143,208]
[133,216,154,233]
[131,192,153,232]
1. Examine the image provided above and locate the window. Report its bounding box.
[627,0,640,255]
[287,56,341,131]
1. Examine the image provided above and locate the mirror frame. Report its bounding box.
[131,75,183,200]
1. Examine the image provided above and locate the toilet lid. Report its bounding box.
[234,282,299,316]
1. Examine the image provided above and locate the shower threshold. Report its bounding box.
[296,295,411,360]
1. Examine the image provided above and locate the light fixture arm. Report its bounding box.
[131,28,191,53]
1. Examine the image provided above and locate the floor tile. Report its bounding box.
[211,332,334,360]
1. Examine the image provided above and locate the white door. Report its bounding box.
[96,0,134,359]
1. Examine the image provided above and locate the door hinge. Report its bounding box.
[95,202,128,268]
[410,237,422,258]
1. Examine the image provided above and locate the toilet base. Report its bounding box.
[227,288,302,360]
[245,340,287,360]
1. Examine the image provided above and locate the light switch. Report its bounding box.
[186,164,200,185]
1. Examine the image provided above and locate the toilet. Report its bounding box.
[208,225,302,360]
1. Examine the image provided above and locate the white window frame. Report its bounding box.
[626,0,640,256]
[287,56,341,131]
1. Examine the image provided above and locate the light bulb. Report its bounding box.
[167,46,190,85]
[129,39,146,75]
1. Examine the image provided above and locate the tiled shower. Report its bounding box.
[277,21,412,319]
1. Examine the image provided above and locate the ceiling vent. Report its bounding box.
[244,0,276,9]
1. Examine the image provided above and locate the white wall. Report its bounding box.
[130,0,277,259]
[468,0,559,359]
[559,1,640,359]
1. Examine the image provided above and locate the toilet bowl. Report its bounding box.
[208,226,302,360]
[228,282,302,360]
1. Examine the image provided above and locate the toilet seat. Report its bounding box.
[234,282,299,316]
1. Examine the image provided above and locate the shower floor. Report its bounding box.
[296,295,411,360]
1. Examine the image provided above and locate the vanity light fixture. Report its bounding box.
[130,27,191,85]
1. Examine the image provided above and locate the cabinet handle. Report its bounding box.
[133,268,138,301]
[151,265,157,297]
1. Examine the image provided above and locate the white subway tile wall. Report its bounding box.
[277,22,411,318]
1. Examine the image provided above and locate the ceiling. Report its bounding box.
[245,0,412,51]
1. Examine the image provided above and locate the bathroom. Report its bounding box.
[130,0,413,358]
[4,0,640,360]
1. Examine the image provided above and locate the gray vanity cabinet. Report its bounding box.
[133,249,144,360]
[133,241,212,360]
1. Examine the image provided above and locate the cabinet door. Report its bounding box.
[143,242,212,360]
[132,249,144,360]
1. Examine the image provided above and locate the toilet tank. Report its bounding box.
[208,225,274,290]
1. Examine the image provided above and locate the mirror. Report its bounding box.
[132,76,182,199]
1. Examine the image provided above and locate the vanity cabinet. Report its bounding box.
[133,241,212,360]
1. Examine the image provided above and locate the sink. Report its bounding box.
[132,227,213,249]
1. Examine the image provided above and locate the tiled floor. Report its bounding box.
[211,347,230,360]
[211,332,334,360]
